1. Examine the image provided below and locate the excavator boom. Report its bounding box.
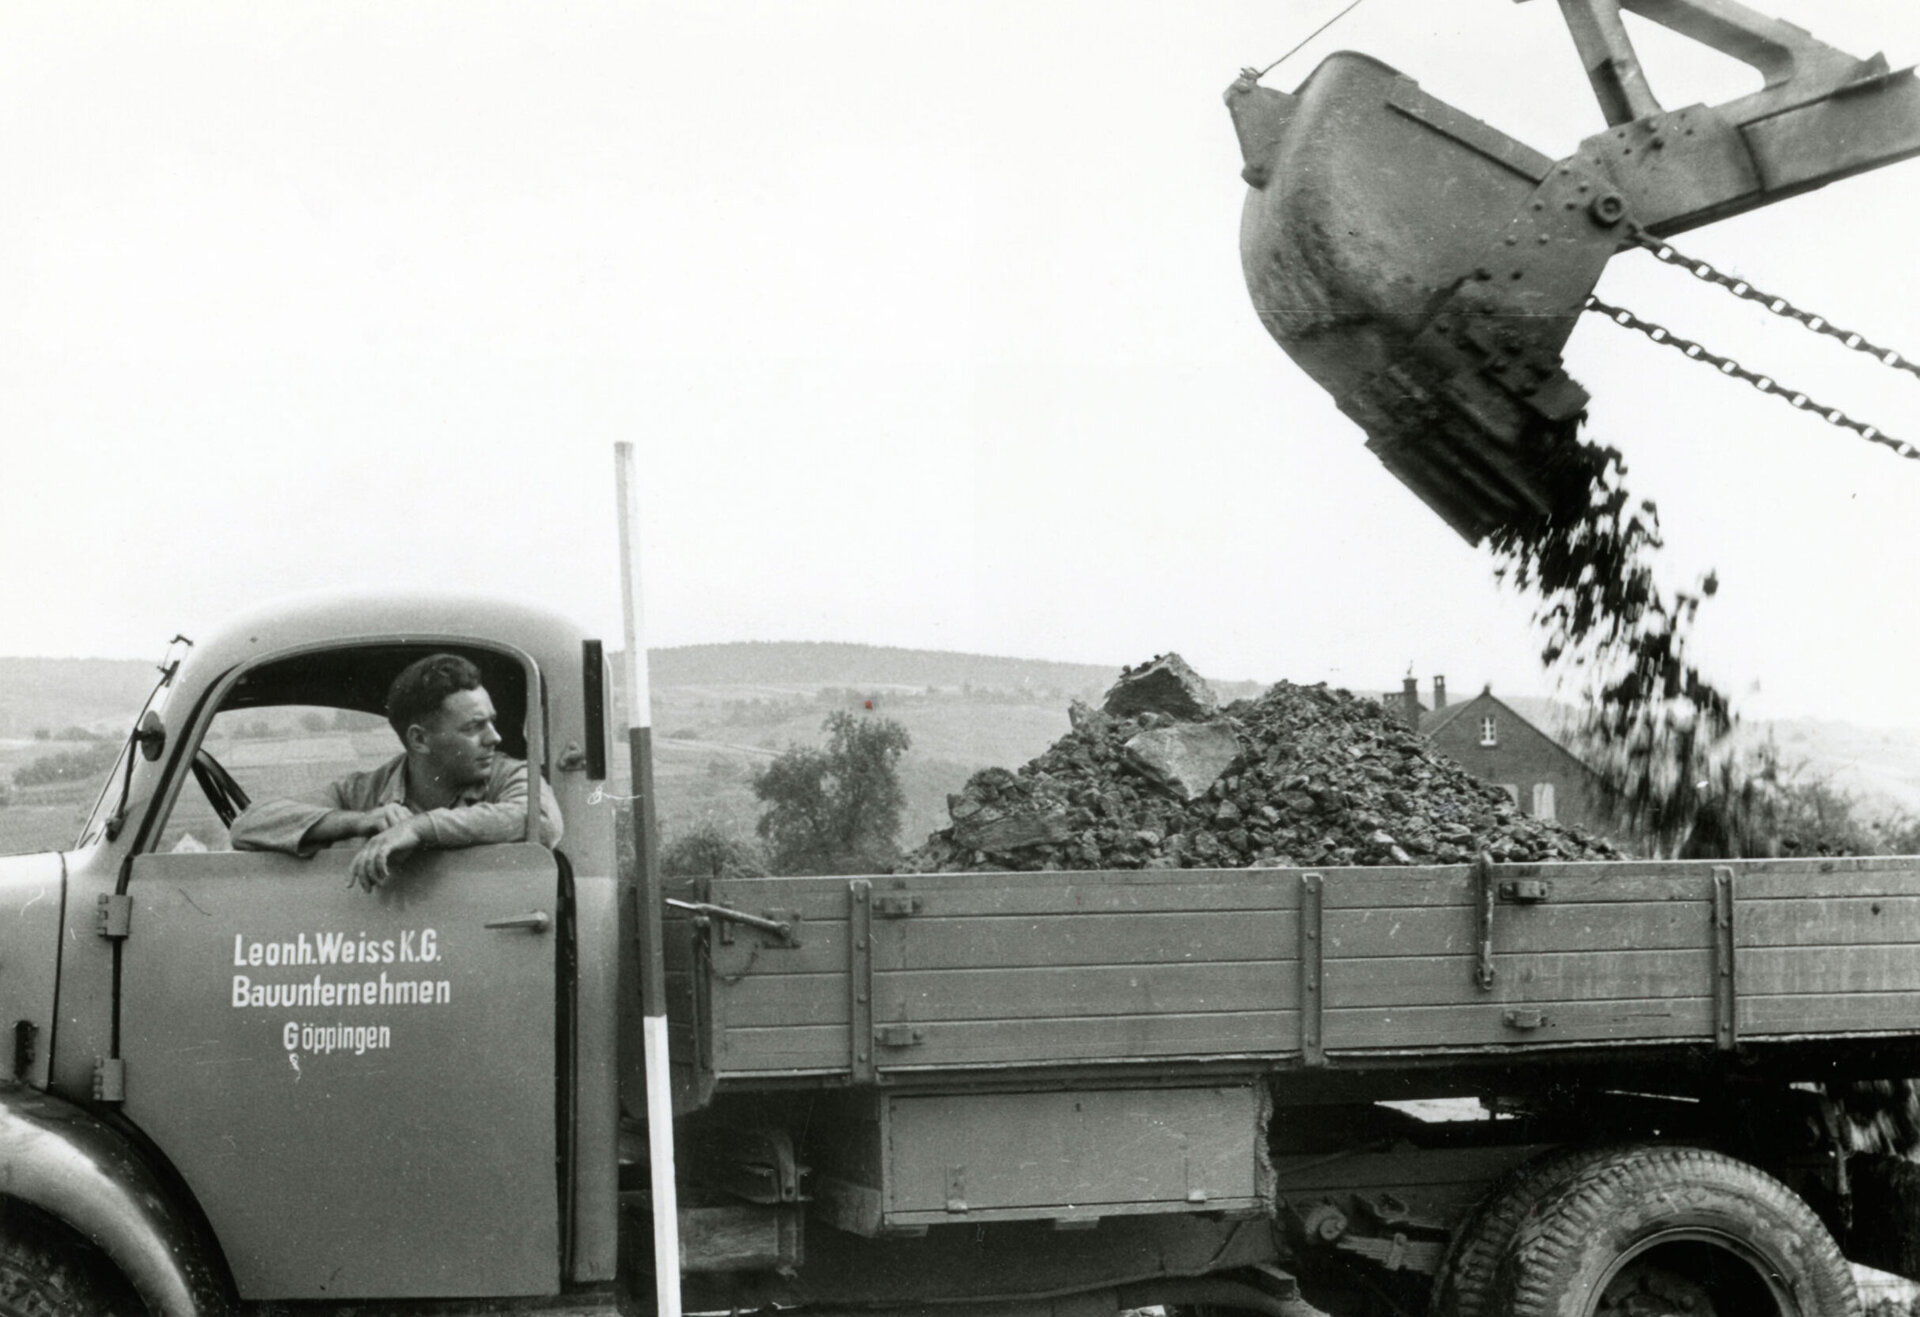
[1229,0,1920,542]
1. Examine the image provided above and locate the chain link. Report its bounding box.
[1630,233,1920,383]
[1583,294,1920,461]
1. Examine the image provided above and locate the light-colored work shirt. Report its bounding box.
[230,754,563,856]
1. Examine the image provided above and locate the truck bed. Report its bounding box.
[668,855,1920,1094]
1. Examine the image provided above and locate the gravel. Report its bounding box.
[901,658,1623,873]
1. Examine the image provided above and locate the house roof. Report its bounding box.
[1419,697,1475,738]
[1420,689,1594,776]
[1422,689,1573,744]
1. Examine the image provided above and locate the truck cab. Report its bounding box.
[6,592,625,1314]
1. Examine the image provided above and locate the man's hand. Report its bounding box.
[350,816,426,892]
[358,803,412,835]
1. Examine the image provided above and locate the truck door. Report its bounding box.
[121,845,561,1301]
[115,694,563,1301]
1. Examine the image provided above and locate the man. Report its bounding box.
[231,653,563,890]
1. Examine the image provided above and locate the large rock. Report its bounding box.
[1124,722,1243,801]
[1102,653,1218,723]
[950,797,1073,853]
[943,769,1073,855]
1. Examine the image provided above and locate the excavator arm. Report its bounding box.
[1227,0,1920,542]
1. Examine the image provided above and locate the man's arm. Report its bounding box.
[231,775,410,857]
[348,760,562,891]
[412,759,564,851]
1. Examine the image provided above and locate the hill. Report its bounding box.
[642,642,1120,698]
[0,657,158,739]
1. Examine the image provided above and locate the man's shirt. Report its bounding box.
[230,754,563,856]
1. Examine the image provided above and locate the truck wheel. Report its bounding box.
[1429,1144,1620,1317]
[0,1225,139,1317]
[1489,1145,1859,1317]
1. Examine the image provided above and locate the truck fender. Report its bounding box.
[0,1083,231,1317]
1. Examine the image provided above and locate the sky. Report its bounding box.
[3,1,1919,726]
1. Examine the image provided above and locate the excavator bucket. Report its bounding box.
[1229,0,1920,544]
[1226,55,1617,544]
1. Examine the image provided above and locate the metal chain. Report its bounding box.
[1582,294,1920,461]
[1629,233,1920,383]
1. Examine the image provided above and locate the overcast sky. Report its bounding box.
[3,1,1919,726]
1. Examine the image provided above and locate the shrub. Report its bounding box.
[661,824,765,881]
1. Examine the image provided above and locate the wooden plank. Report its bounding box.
[880,1011,1301,1068]
[718,949,1708,1033]
[891,910,1298,970]
[1742,945,1920,997]
[1325,994,1712,1049]
[1326,901,1710,958]
[1324,948,1713,1008]
[715,1023,849,1072]
[875,878,1304,919]
[1727,867,1920,901]
[1322,870,1713,910]
[1741,895,1920,948]
[878,963,1296,1022]
[713,870,1303,919]
[1743,992,1920,1036]
[711,975,849,1029]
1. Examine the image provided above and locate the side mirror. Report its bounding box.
[135,710,166,762]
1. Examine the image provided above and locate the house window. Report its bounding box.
[1498,784,1520,805]
[1480,716,1497,746]
[1532,782,1557,821]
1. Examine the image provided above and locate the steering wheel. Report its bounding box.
[191,748,252,828]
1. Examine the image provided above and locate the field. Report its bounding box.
[0,645,1105,861]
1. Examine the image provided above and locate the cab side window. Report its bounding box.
[149,642,532,858]
[156,706,396,855]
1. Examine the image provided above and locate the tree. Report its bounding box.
[753,712,911,875]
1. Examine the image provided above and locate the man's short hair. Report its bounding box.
[386,653,483,741]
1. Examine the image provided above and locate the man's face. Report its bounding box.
[412,686,502,788]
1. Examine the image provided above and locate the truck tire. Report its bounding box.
[0,1225,139,1317]
[1488,1145,1859,1317]
[1429,1144,1622,1317]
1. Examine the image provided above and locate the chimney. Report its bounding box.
[1401,676,1420,728]
[1433,676,1447,711]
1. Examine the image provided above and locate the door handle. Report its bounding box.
[484,911,551,934]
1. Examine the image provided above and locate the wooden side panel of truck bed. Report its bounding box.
[673,856,1920,1085]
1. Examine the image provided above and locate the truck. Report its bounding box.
[3,587,1920,1317]
[10,2,1920,1314]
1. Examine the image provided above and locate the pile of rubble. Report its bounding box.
[901,654,1623,873]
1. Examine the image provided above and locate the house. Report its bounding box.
[1382,677,1609,833]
